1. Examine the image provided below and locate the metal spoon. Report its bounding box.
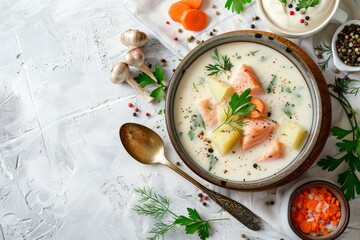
[120,123,262,231]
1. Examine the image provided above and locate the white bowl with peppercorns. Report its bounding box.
[331,20,360,72]
[257,0,347,39]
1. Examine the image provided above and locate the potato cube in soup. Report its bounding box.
[207,77,234,102]
[277,119,306,149]
[217,104,228,123]
[210,125,240,155]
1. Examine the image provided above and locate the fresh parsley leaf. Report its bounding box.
[150,86,166,103]
[134,73,155,88]
[224,0,252,14]
[318,155,344,172]
[331,127,353,140]
[338,169,360,200]
[205,48,234,76]
[297,0,320,13]
[213,89,254,133]
[153,65,165,85]
[134,65,167,102]
[318,76,360,200]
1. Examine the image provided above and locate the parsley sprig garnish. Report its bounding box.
[224,0,252,14]
[317,75,360,200]
[134,65,166,103]
[213,89,255,134]
[313,42,333,71]
[133,187,229,240]
[205,48,234,76]
[297,0,320,13]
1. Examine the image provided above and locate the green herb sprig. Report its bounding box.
[317,75,360,200]
[224,0,252,14]
[133,187,229,240]
[213,89,255,134]
[313,42,333,71]
[267,75,277,94]
[297,0,320,13]
[205,49,234,76]
[277,0,288,6]
[134,65,166,103]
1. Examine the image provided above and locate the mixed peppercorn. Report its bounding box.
[336,24,360,67]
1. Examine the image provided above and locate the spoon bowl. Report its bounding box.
[120,122,165,164]
[120,122,263,231]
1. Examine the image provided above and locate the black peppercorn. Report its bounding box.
[305,16,310,20]
[202,202,207,206]
[288,3,293,8]
[254,16,259,20]
[253,163,258,169]
[295,7,300,11]
[250,24,255,29]
[133,112,137,117]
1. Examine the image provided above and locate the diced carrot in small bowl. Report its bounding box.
[286,179,350,240]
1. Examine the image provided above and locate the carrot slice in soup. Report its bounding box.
[181,0,202,9]
[180,9,208,31]
[249,98,265,118]
[168,1,191,22]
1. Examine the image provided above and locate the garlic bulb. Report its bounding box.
[120,29,148,49]
[110,62,153,102]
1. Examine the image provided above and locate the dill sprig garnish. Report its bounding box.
[133,187,229,240]
[313,42,332,71]
[205,48,234,76]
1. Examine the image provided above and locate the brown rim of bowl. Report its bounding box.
[288,180,350,239]
[165,30,331,191]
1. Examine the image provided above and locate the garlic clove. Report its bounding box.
[110,62,154,102]
[110,62,131,84]
[120,29,148,49]
[125,48,145,68]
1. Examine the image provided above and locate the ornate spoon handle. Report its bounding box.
[164,159,262,231]
[203,188,262,231]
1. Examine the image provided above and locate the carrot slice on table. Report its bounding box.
[168,1,191,22]
[249,97,265,118]
[180,9,208,31]
[181,0,202,9]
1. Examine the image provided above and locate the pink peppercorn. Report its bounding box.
[174,37,178,41]
[166,21,170,24]
[145,112,150,117]
[128,103,133,107]
[135,107,139,112]
[203,196,209,200]
[289,11,295,15]
[300,19,305,23]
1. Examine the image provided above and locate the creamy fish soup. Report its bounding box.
[174,42,313,181]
